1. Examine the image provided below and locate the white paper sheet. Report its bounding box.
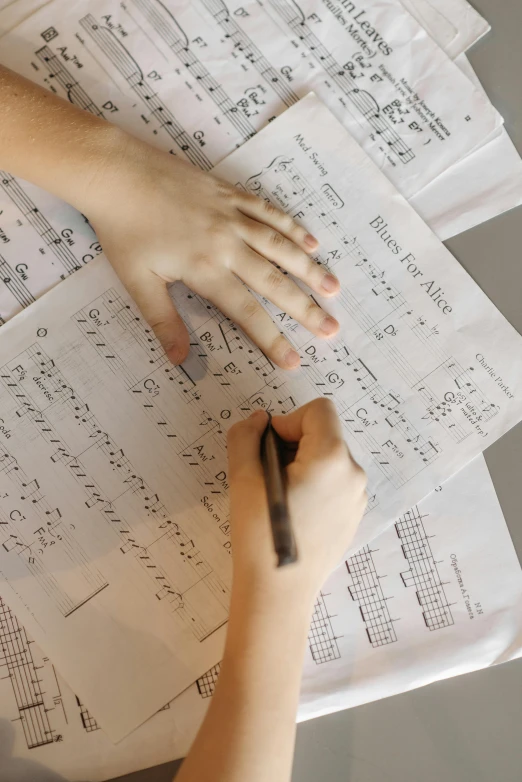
[413,124,522,240]
[2,0,519,245]
[0,3,516,319]
[0,0,491,59]
[0,93,521,741]
[0,1,519,775]
[0,174,101,324]
[0,0,502,200]
[0,0,51,32]
[400,0,490,59]
[1,5,514,408]
[0,251,233,738]
[393,7,522,241]
[411,55,522,240]
[299,454,522,721]
[0,0,489,58]
[211,94,522,545]
[2,456,521,782]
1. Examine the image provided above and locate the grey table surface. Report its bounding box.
[3,0,521,781]
[112,2,522,780]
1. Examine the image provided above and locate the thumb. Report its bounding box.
[125,272,190,365]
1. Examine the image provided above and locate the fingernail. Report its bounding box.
[166,346,183,365]
[321,273,339,294]
[304,233,318,248]
[283,348,301,368]
[249,409,267,420]
[320,315,339,336]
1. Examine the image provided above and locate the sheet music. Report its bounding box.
[0,2,517,310]
[0,0,507,324]
[210,94,522,546]
[0,3,520,772]
[0,176,100,324]
[0,0,502,199]
[2,0,520,247]
[0,0,491,60]
[0,93,521,741]
[2,456,521,782]
[300,454,522,719]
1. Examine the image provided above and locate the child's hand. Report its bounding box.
[86,143,340,368]
[227,399,367,599]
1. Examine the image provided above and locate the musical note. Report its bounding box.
[277,395,296,414]
[73,403,90,421]
[108,449,125,467]
[21,479,42,504]
[144,494,163,515]
[45,508,62,525]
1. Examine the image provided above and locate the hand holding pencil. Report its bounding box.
[227,399,367,598]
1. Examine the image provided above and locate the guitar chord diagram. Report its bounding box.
[346,547,397,647]
[395,506,454,631]
[0,597,56,749]
[308,591,342,664]
[76,695,99,732]
[197,662,221,698]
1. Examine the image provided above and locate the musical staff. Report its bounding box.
[80,14,213,170]
[268,0,414,163]
[0,349,229,639]
[0,448,108,619]
[0,254,35,310]
[244,155,493,464]
[0,171,81,276]
[201,0,298,107]
[442,358,499,424]
[35,44,106,116]
[103,291,169,365]
[133,0,258,142]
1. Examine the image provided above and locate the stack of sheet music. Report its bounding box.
[0,2,520,780]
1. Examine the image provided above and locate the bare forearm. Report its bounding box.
[0,64,127,214]
[176,584,316,782]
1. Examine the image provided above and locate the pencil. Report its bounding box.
[260,413,298,568]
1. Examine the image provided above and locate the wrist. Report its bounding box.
[232,553,327,614]
[228,573,317,637]
[75,123,138,220]
[222,585,313,701]
[0,65,134,218]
